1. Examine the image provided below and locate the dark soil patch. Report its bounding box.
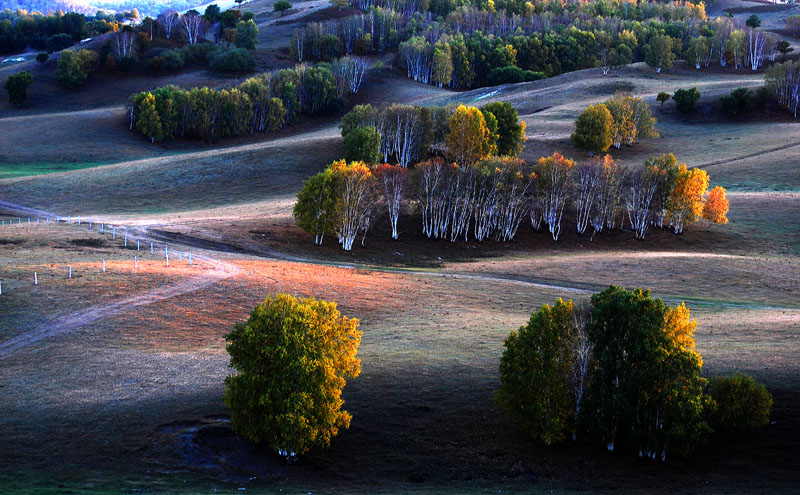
[68,238,104,248]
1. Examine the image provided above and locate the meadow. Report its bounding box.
[0,0,799,492]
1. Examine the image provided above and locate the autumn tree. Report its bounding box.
[587,286,710,459]
[605,94,636,149]
[668,164,709,234]
[481,101,526,156]
[702,186,729,226]
[446,104,491,166]
[224,294,362,457]
[4,71,33,106]
[497,299,591,445]
[330,160,376,251]
[571,104,613,156]
[135,92,163,143]
[590,155,624,235]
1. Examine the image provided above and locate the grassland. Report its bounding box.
[1,15,799,494]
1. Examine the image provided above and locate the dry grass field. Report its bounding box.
[1,15,799,493]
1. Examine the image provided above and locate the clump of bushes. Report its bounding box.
[208,47,256,73]
[487,66,546,86]
[673,87,701,113]
[719,87,754,117]
[707,373,773,432]
[146,44,255,74]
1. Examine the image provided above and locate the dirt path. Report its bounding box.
[0,201,241,359]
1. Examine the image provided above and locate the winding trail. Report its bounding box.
[0,201,240,359]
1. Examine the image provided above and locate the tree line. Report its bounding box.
[287,0,779,89]
[128,59,368,142]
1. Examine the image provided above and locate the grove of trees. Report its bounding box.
[129,59,369,142]
[497,287,773,459]
[224,293,362,457]
[295,146,730,249]
[572,95,658,155]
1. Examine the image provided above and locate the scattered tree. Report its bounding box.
[571,103,613,155]
[746,14,761,29]
[55,49,99,88]
[35,52,49,64]
[645,34,675,73]
[4,71,34,106]
[224,293,362,457]
[274,0,292,15]
[673,87,701,114]
[707,374,772,433]
[657,91,671,111]
[235,19,259,50]
[702,186,729,226]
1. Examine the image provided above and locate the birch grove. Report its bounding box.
[296,153,728,249]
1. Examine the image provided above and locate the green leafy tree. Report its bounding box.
[497,299,588,445]
[274,0,292,15]
[571,103,613,155]
[224,294,362,457]
[719,87,754,117]
[746,14,761,29]
[673,87,701,114]
[234,19,259,50]
[294,170,338,245]
[343,125,380,163]
[645,34,675,73]
[203,4,221,22]
[55,49,99,88]
[707,374,772,432]
[777,40,793,62]
[481,101,526,156]
[35,52,48,64]
[4,71,34,106]
[657,91,670,111]
[586,286,710,459]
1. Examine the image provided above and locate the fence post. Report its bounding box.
[134,255,137,269]
[34,272,38,285]
[124,235,128,247]
[188,253,192,265]
[102,260,106,273]
[113,227,116,240]
[165,246,169,266]
[69,266,72,279]
[151,242,154,255]
[137,239,140,251]
[101,223,104,234]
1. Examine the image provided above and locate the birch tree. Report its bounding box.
[158,9,179,39]
[375,164,408,239]
[535,153,575,241]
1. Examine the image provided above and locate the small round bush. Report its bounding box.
[36,52,49,64]
[707,373,772,432]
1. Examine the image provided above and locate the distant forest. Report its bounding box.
[5,0,213,17]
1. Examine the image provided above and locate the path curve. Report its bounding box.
[0,201,240,359]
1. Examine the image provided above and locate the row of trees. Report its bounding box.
[0,9,87,54]
[129,60,368,142]
[497,287,772,459]
[572,94,658,155]
[294,152,729,250]
[340,101,526,167]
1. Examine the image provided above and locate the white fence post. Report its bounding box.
[34,272,38,285]
[102,259,106,273]
[68,266,72,279]
[134,255,137,269]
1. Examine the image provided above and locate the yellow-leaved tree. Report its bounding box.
[446,104,491,166]
[668,163,709,234]
[702,186,730,226]
[224,294,362,457]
